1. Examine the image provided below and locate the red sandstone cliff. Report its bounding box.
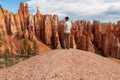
[0,2,120,58]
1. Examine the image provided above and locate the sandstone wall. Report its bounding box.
[0,2,120,58]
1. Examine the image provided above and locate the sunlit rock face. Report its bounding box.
[0,8,7,35]
[0,2,120,58]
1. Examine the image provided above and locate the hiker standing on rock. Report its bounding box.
[63,16,72,49]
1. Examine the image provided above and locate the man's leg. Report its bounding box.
[66,33,70,49]
[63,33,67,49]
[68,33,70,49]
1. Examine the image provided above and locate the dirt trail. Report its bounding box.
[0,49,120,80]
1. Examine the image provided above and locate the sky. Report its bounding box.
[0,0,120,23]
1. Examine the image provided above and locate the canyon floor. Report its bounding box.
[0,49,120,80]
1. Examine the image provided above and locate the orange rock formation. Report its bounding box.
[0,2,120,58]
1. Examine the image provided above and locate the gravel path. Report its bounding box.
[0,49,120,80]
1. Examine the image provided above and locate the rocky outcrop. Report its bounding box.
[51,15,61,48]
[14,13,23,38]
[34,7,42,37]
[0,3,51,55]
[0,8,7,35]
[58,20,64,48]
[111,38,120,58]
[9,13,17,36]
[18,2,30,30]
[103,32,115,56]
[93,21,102,49]
[70,35,76,49]
[0,2,120,58]
[44,15,52,45]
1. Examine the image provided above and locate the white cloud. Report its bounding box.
[26,0,120,22]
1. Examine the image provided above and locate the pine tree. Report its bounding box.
[0,34,3,54]
[23,39,28,52]
[0,34,2,48]
[4,48,10,68]
[22,39,37,57]
[33,40,38,55]
[27,44,32,58]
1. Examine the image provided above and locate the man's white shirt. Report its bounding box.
[64,21,72,33]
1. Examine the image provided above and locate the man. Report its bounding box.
[64,16,72,49]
